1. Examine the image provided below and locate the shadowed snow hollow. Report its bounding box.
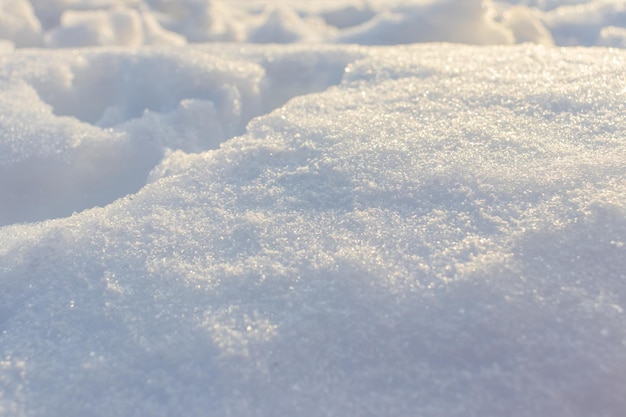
[0,45,358,226]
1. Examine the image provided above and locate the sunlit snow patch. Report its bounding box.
[1,44,625,417]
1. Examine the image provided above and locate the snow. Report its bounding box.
[543,0,626,45]
[2,0,626,48]
[1,1,626,417]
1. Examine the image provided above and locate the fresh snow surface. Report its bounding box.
[1,1,626,417]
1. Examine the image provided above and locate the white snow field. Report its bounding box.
[1,1,626,416]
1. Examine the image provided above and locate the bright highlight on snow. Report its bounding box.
[1,1,626,417]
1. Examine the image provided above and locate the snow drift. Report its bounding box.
[2,42,626,416]
[1,1,626,417]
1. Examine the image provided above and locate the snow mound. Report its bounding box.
[335,0,515,45]
[44,7,185,48]
[1,44,625,417]
[544,0,626,45]
[0,0,42,47]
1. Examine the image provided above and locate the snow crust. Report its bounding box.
[1,1,626,417]
[2,42,626,416]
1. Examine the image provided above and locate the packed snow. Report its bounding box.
[1,1,626,417]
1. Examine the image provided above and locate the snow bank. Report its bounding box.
[1,0,626,48]
[1,43,625,417]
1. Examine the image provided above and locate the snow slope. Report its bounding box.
[1,1,626,417]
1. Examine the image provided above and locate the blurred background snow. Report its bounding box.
[1,0,626,48]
